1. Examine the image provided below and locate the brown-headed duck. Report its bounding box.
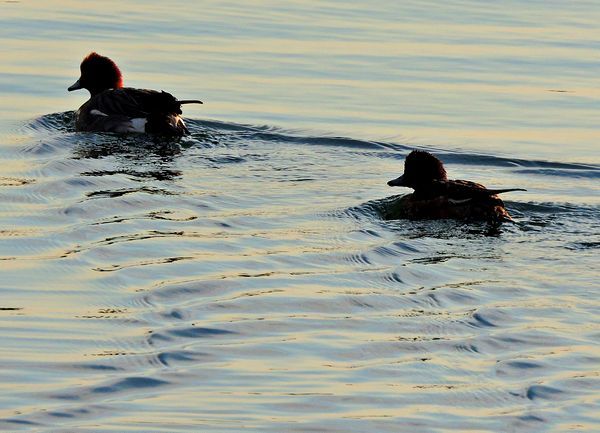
[384,150,525,222]
[68,52,202,136]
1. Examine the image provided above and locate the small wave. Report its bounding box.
[188,118,392,150]
[24,114,600,177]
[91,376,169,394]
[1,419,40,426]
[513,168,600,179]
[148,326,236,346]
[508,201,599,216]
[85,186,179,199]
[24,111,75,134]
[525,384,564,401]
[156,350,207,367]
[80,168,182,181]
[565,241,600,251]
[375,143,599,174]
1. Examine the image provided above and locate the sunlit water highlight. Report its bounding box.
[1,1,599,432]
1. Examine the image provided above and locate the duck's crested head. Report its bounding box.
[68,52,123,96]
[388,150,447,189]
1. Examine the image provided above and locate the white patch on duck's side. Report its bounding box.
[448,198,472,205]
[90,109,108,117]
[174,115,189,133]
[128,118,148,133]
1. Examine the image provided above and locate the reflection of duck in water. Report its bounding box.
[68,52,203,136]
[384,150,526,222]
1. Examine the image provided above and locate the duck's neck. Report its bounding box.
[88,87,113,97]
[412,180,446,199]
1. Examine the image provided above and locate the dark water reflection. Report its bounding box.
[0,113,597,432]
[1,0,599,428]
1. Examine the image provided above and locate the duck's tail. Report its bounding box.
[177,99,203,105]
[486,188,527,195]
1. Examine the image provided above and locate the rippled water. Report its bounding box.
[1,1,599,432]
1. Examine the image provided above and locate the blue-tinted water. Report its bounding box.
[1,1,599,432]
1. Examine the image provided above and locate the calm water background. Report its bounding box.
[1,1,599,432]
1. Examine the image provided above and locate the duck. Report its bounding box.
[68,52,203,136]
[384,150,525,222]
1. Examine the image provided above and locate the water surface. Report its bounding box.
[1,1,599,432]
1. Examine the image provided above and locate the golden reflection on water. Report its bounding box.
[1,1,599,431]
[1,0,598,162]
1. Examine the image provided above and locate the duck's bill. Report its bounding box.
[387,175,406,187]
[68,79,82,91]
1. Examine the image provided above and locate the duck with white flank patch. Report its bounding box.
[68,52,202,136]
